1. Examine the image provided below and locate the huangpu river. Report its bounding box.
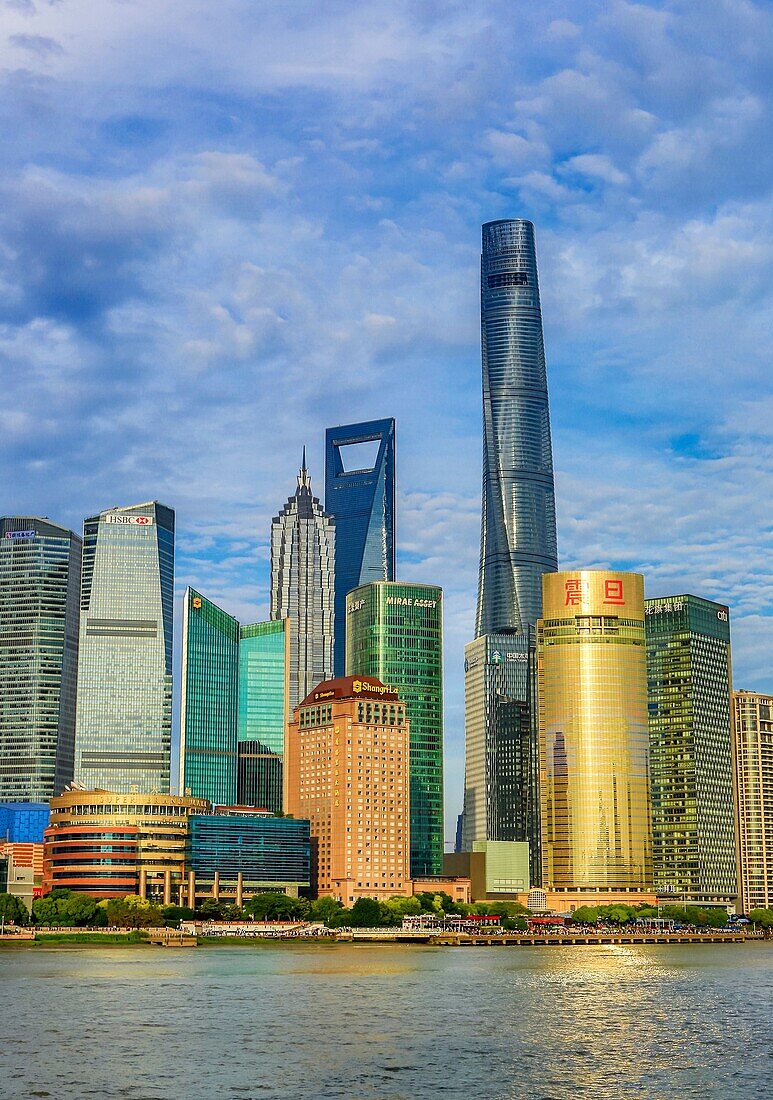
[1,943,771,1099]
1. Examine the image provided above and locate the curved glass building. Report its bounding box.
[538,571,654,892]
[476,219,557,638]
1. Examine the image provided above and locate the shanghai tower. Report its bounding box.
[462,219,557,875]
[476,219,558,636]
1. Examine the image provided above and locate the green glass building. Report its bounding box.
[345,581,443,877]
[645,594,737,905]
[179,588,239,805]
[237,619,289,814]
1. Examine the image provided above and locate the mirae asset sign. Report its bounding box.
[103,513,154,526]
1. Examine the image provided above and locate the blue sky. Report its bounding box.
[2,0,772,842]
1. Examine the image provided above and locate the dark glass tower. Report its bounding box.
[325,419,395,675]
[463,220,557,875]
[646,595,737,905]
[0,517,81,799]
[476,220,557,637]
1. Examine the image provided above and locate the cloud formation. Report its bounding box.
[1,0,771,838]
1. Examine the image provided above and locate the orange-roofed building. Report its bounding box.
[285,676,411,905]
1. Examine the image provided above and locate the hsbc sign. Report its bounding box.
[103,513,154,526]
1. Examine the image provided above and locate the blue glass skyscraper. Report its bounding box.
[476,220,557,637]
[325,419,395,675]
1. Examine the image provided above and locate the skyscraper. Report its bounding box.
[179,588,239,805]
[462,219,558,865]
[325,419,395,675]
[74,502,174,793]
[0,517,81,800]
[284,676,410,904]
[733,691,773,913]
[271,455,335,711]
[346,581,443,877]
[461,633,538,880]
[538,571,653,896]
[476,220,557,638]
[237,619,289,814]
[646,596,737,907]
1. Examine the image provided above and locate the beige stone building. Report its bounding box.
[285,676,411,905]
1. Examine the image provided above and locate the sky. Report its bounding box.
[2,0,771,844]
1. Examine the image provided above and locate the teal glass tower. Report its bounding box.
[325,419,395,675]
[238,619,289,814]
[180,588,239,805]
[646,595,737,905]
[346,581,443,877]
[0,517,81,799]
[74,502,174,793]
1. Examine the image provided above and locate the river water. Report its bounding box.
[1,942,771,1099]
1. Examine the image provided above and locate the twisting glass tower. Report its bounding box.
[463,220,558,876]
[271,452,335,711]
[476,219,557,637]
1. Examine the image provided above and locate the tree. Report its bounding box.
[58,893,98,927]
[598,904,636,925]
[162,905,197,927]
[348,897,382,927]
[197,898,225,919]
[0,893,29,926]
[570,906,599,925]
[380,896,421,925]
[244,893,304,921]
[310,896,347,926]
[106,895,164,928]
[748,908,773,934]
[32,895,65,927]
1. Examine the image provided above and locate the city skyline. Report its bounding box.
[1,3,770,842]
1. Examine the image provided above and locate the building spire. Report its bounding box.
[298,446,309,489]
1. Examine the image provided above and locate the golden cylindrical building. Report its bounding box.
[538,571,653,893]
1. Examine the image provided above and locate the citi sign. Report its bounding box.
[103,513,154,526]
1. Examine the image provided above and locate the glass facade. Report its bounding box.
[180,588,239,805]
[188,811,310,886]
[74,502,174,792]
[0,802,50,843]
[271,458,335,710]
[237,619,289,813]
[0,517,81,800]
[461,632,539,882]
[476,220,557,638]
[646,595,737,903]
[325,419,396,675]
[538,572,653,891]
[733,691,773,913]
[345,582,444,877]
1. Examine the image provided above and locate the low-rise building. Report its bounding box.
[180,806,311,907]
[445,840,530,901]
[43,789,209,902]
[0,802,50,844]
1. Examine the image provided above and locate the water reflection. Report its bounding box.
[0,944,770,1099]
